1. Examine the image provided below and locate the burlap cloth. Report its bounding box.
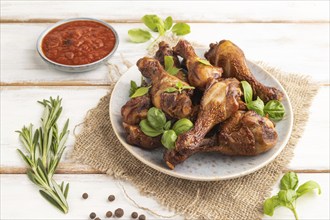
[71,51,319,219]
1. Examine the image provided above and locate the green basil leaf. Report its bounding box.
[164,56,174,70]
[164,121,171,130]
[264,100,285,121]
[164,16,173,30]
[164,87,178,93]
[278,189,297,205]
[247,96,264,116]
[147,107,167,130]
[280,172,299,190]
[130,86,151,98]
[241,81,253,103]
[128,28,152,43]
[139,119,163,137]
[296,180,321,198]
[171,23,191,36]
[263,196,280,216]
[156,23,165,36]
[141,15,159,32]
[172,118,194,135]
[181,85,195,90]
[161,130,177,149]
[197,58,212,66]
[164,56,180,75]
[176,81,183,89]
[129,80,138,97]
[167,67,181,76]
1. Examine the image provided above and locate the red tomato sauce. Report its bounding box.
[42,20,116,65]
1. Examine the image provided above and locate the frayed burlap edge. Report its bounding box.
[71,61,320,220]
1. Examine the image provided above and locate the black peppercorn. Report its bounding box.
[138,214,146,220]
[82,193,88,199]
[95,217,101,220]
[89,212,96,219]
[131,212,138,219]
[114,208,124,218]
[106,211,113,218]
[108,194,115,202]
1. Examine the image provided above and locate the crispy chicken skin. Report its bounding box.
[123,122,162,150]
[154,41,187,82]
[173,40,223,90]
[137,57,193,119]
[164,78,242,169]
[121,95,151,125]
[204,40,283,102]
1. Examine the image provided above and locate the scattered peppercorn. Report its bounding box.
[89,212,96,219]
[108,195,115,202]
[82,193,88,199]
[131,212,138,219]
[95,218,101,220]
[138,214,146,220]
[106,211,113,218]
[114,208,124,218]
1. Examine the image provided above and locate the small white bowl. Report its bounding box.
[36,17,119,73]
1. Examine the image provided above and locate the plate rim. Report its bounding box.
[109,60,294,181]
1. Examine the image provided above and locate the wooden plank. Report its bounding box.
[1,23,329,84]
[1,87,329,173]
[1,173,329,219]
[1,1,329,23]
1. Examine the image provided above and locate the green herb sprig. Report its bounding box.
[139,107,193,149]
[165,81,195,94]
[128,14,190,48]
[16,97,70,213]
[164,56,181,75]
[241,81,285,121]
[264,172,321,220]
[129,79,151,98]
[197,58,212,66]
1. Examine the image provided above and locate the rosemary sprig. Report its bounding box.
[16,96,70,214]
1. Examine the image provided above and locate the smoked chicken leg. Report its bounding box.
[204,40,283,102]
[164,78,242,169]
[173,40,223,90]
[137,57,193,119]
[154,41,187,82]
[164,110,278,168]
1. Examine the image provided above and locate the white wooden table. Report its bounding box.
[1,1,329,219]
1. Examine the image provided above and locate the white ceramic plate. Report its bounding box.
[109,59,293,181]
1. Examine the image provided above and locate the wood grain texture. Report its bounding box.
[1,173,329,219]
[1,1,329,23]
[1,87,329,173]
[1,23,329,85]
